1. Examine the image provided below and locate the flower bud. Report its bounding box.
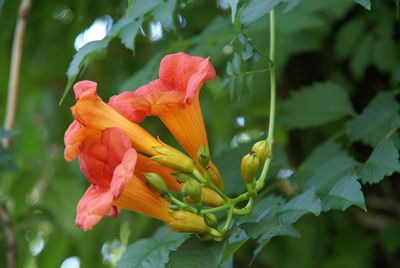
[182,179,202,204]
[197,144,210,168]
[204,214,218,228]
[144,173,168,194]
[152,145,196,173]
[169,211,209,233]
[172,172,192,183]
[252,140,269,163]
[241,153,260,183]
[200,188,224,207]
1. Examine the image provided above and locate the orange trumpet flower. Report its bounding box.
[74,127,208,233]
[65,80,196,173]
[109,53,224,189]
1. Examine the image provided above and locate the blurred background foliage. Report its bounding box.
[0,0,400,267]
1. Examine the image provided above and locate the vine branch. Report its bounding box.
[257,9,276,189]
[2,0,32,148]
[0,204,16,268]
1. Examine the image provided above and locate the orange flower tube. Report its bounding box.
[109,53,224,189]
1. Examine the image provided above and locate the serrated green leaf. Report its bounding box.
[119,18,143,50]
[219,230,248,267]
[0,148,15,170]
[226,0,239,24]
[240,0,281,26]
[167,237,227,268]
[347,92,400,146]
[354,0,371,10]
[60,38,111,104]
[321,176,366,211]
[305,155,358,192]
[153,0,177,30]
[118,230,189,268]
[252,224,299,262]
[279,81,355,129]
[350,33,373,79]
[282,0,304,12]
[334,17,366,60]
[358,140,400,184]
[241,188,321,238]
[130,0,163,20]
[373,35,398,72]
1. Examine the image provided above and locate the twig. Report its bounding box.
[0,204,16,268]
[2,0,32,148]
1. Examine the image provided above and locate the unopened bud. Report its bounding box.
[241,153,260,183]
[252,140,269,163]
[182,179,202,204]
[197,145,210,168]
[152,146,196,173]
[204,214,218,228]
[144,173,168,194]
[173,172,192,183]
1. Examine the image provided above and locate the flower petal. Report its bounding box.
[73,80,97,100]
[110,148,137,199]
[76,185,114,231]
[158,52,215,104]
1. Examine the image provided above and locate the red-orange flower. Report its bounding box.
[109,53,224,189]
[65,80,197,173]
[75,127,208,233]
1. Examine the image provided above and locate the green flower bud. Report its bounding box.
[144,173,168,194]
[197,144,210,168]
[172,172,192,183]
[204,214,219,228]
[182,179,202,204]
[252,140,269,163]
[241,153,260,183]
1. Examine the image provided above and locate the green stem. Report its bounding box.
[192,169,230,201]
[257,9,276,188]
[220,207,234,234]
[167,193,197,213]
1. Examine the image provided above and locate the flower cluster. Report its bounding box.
[64,53,225,235]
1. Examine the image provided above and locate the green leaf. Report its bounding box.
[372,35,398,72]
[347,92,400,146]
[130,0,163,20]
[0,0,4,15]
[282,0,304,12]
[241,188,321,238]
[252,224,299,262]
[240,0,281,26]
[321,176,366,211]
[118,230,189,268]
[358,140,400,184]
[153,0,177,30]
[60,38,111,104]
[334,17,366,60]
[226,0,239,24]
[167,237,227,268]
[350,33,373,79]
[279,81,354,129]
[0,128,15,138]
[119,18,143,50]
[219,230,248,266]
[305,155,358,193]
[0,148,15,170]
[354,0,371,10]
